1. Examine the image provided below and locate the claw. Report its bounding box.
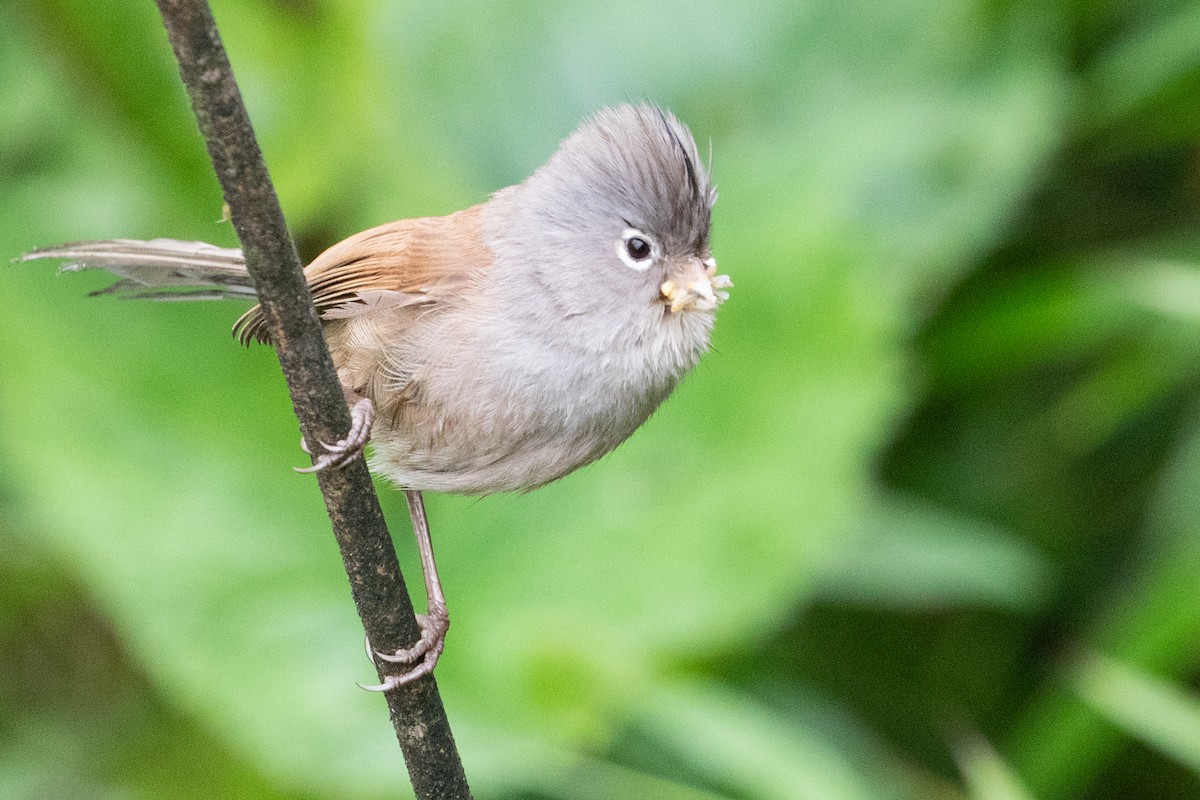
[357,655,438,692]
[295,396,375,473]
[359,606,449,691]
[358,491,450,691]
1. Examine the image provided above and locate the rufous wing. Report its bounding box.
[233,204,491,345]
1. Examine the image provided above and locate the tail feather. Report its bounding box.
[16,238,256,300]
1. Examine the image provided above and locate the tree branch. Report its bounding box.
[152,2,472,797]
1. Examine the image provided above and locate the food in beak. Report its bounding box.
[661,260,732,313]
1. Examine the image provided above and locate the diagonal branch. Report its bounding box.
[152,2,472,797]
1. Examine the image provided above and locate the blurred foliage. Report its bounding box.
[3,0,1200,798]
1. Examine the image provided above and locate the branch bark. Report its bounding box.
[152,2,472,797]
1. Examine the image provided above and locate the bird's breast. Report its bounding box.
[366,304,713,494]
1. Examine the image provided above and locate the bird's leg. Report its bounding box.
[295,371,375,473]
[360,489,450,690]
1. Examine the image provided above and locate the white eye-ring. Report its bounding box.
[617,228,657,271]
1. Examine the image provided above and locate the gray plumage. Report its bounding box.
[17,238,253,300]
[17,103,727,494]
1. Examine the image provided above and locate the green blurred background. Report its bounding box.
[4,1,1200,798]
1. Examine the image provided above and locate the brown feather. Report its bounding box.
[233,205,492,345]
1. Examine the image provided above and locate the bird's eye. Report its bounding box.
[617,228,656,271]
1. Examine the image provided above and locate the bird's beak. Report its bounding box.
[661,257,732,313]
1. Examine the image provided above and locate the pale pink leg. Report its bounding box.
[359,490,450,691]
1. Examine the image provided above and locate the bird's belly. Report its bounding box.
[368,409,645,494]
[356,302,711,494]
[367,361,672,494]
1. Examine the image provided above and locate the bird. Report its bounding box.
[17,103,730,689]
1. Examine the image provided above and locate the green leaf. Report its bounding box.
[816,493,1051,611]
[1085,3,1200,142]
[1008,411,1200,797]
[953,730,1039,800]
[1074,653,1200,776]
[639,681,912,800]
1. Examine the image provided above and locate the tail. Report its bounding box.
[16,238,276,344]
[16,238,255,301]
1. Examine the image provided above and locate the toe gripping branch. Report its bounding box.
[296,394,375,473]
[360,490,450,690]
[359,603,449,691]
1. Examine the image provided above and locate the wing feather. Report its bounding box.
[233,205,491,345]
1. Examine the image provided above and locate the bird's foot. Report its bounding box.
[359,605,449,691]
[296,396,375,473]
